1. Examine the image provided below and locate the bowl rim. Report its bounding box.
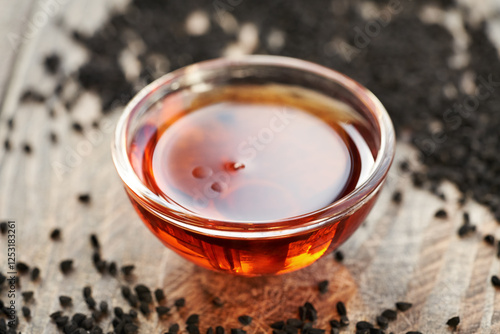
[111,55,396,237]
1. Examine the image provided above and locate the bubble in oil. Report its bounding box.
[192,166,212,179]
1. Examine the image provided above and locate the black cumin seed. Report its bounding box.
[212,297,224,307]
[175,297,186,307]
[99,301,108,313]
[270,321,285,330]
[376,316,388,329]
[0,221,7,234]
[49,132,58,144]
[135,284,152,303]
[114,306,124,318]
[16,262,29,274]
[446,316,460,328]
[406,332,422,334]
[83,286,92,298]
[72,122,84,133]
[7,118,14,130]
[381,309,397,321]
[286,319,303,328]
[334,251,344,262]
[129,309,138,319]
[299,306,307,321]
[395,302,413,312]
[108,261,117,276]
[186,314,199,325]
[59,296,72,307]
[44,53,61,75]
[356,321,373,330]
[50,228,61,240]
[72,313,86,325]
[216,326,224,334]
[60,260,73,274]
[283,324,298,334]
[121,265,135,276]
[22,291,34,302]
[54,315,68,327]
[303,329,324,334]
[30,267,40,281]
[238,315,252,326]
[169,323,180,334]
[329,319,341,328]
[230,329,246,334]
[20,89,46,103]
[154,288,165,303]
[491,275,500,287]
[124,323,139,333]
[484,234,495,245]
[156,306,170,316]
[340,315,349,327]
[139,302,150,315]
[85,296,96,309]
[392,190,402,204]
[304,302,318,321]
[3,139,11,152]
[207,327,214,334]
[434,209,447,219]
[22,143,32,154]
[50,311,62,320]
[458,224,476,238]
[318,280,329,294]
[336,301,346,316]
[90,234,100,249]
[463,212,470,224]
[331,328,340,334]
[78,193,91,204]
[81,317,94,330]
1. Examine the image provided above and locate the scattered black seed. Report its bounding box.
[491,275,500,287]
[463,212,470,225]
[376,316,388,329]
[49,132,58,144]
[169,323,180,334]
[121,265,135,276]
[22,143,32,154]
[50,228,61,240]
[44,53,61,74]
[330,328,340,334]
[0,221,7,234]
[304,302,318,322]
[271,321,285,330]
[54,315,68,327]
[59,260,73,274]
[20,89,46,103]
[230,329,246,334]
[30,267,40,281]
[22,306,30,318]
[22,291,34,302]
[381,309,397,321]
[484,234,495,245]
[129,309,138,319]
[286,319,303,328]
[72,122,84,133]
[334,251,344,262]
[216,326,224,334]
[78,193,91,204]
[108,261,118,276]
[329,320,341,328]
[186,314,199,325]
[318,280,329,294]
[303,328,324,334]
[187,325,201,334]
[90,234,100,249]
[392,191,402,204]
[135,284,152,303]
[83,286,92,298]
[3,139,11,152]
[72,313,86,325]
[139,302,150,315]
[238,315,252,326]
[99,301,108,313]
[356,321,373,330]
[175,297,186,307]
[446,316,460,328]
[340,315,349,327]
[85,296,97,309]
[156,306,170,317]
[212,297,224,307]
[16,262,29,274]
[458,224,476,238]
[207,327,214,334]
[434,209,447,219]
[406,332,422,334]
[59,296,72,307]
[154,288,165,303]
[50,311,62,320]
[395,302,413,312]
[336,301,346,316]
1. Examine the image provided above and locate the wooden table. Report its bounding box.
[1,0,500,333]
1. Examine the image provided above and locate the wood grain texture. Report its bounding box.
[1,1,500,333]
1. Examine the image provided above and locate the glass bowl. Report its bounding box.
[112,55,395,276]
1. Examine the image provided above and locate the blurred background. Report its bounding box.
[2,0,500,333]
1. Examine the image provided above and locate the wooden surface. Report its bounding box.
[1,1,500,333]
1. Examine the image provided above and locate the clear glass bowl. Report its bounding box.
[112,55,395,276]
